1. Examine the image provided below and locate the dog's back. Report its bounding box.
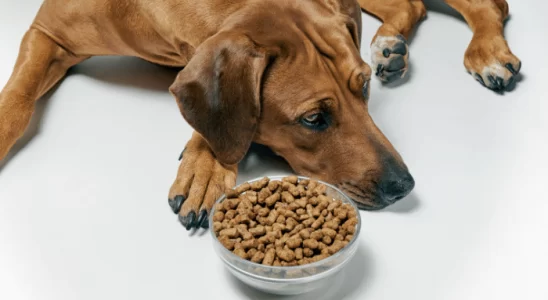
[32,0,248,65]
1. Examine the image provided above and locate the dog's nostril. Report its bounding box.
[381,172,415,202]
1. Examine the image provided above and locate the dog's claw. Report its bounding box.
[178,147,186,161]
[474,73,486,86]
[168,195,185,214]
[496,77,504,89]
[197,209,209,229]
[487,75,497,88]
[376,64,384,77]
[179,211,197,230]
[505,63,517,75]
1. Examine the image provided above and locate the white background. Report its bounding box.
[1,1,547,299]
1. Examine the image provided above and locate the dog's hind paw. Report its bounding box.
[371,35,409,83]
[168,134,237,230]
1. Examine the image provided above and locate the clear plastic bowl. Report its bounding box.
[209,176,361,295]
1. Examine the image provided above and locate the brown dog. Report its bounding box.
[0,0,520,229]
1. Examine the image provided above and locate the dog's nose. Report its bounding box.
[379,170,415,203]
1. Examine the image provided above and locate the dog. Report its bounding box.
[0,0,521,230]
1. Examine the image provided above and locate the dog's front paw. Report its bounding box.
[371,35,409,83]
[168,140,237,230]
[465,35,521,92]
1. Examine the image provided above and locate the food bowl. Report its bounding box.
[209,176,361,295]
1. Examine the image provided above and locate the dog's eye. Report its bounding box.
[300,112,329,131]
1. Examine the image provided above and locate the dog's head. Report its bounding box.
[170,0,414,210]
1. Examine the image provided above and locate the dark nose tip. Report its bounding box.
[380,171,415,203]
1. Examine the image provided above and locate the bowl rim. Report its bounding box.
[208,175,362,281]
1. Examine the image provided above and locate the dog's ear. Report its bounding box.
[169,32,271,165]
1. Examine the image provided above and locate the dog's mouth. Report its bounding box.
[337,182,409,211]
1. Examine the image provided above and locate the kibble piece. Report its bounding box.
[235,182,252,194]
[295,248,303,260]
[263,248,276,265]
[335,234,344,241]
[238,198,253,210]
[251,177,270,191]
[225,209,237,220]
[312,207,321,218]
[276,246,296,262]
[257,243,265,251]
[328,240,345,254]
[322,235,333,245]
[303,248,314,257]
[251,251,265,263]
[286,235,303,249]
[225,189,240,198]
[212,211,225,222]
[275,214,286,224]
[220,228,239,238]
[347,208,357,219]
[267,180,281,192]
[308,253,329,263]
[241,239,258,250]
[213,221,223,232]
[285,217,298,231]
[317,242,327,251]
[303,239,319,249]
[345,234,354,242]
[233,248,248,259]
[299,214,310,221]
[225,198,241,210]
[281,191,295,203]
[265,193,281,207]
[296,185,306,197]
[273,259,282,267]
[258,188,272,204]
[249,226,265,238]
[282,175,298,184]
[288,224,305,236]
[333,208,348,220]
[237,226,253,240]
[299,228,311,239]
[302,218,315,227]
[295,198,307,208]
[299,179,310,186]
[219,236,236,250]
[272,222,285,232]
[247,248,258,257]
[215,203,226,213]
[317,195,330,210]
[323,218,341,230]
[343,218,359,230]
[321,227,337,239]
[313,184,327,196]
[263,210,279,225]
[327,200,342,211]
[311,215,325,229]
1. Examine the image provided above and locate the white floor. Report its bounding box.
[1,1,547,300]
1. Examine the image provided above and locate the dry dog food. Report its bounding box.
[212,176,358,266]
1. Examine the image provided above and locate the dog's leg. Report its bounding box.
[168,132,237,230]
[358,0,426,82]
[0,29,87,160]
[444,0,521,91]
